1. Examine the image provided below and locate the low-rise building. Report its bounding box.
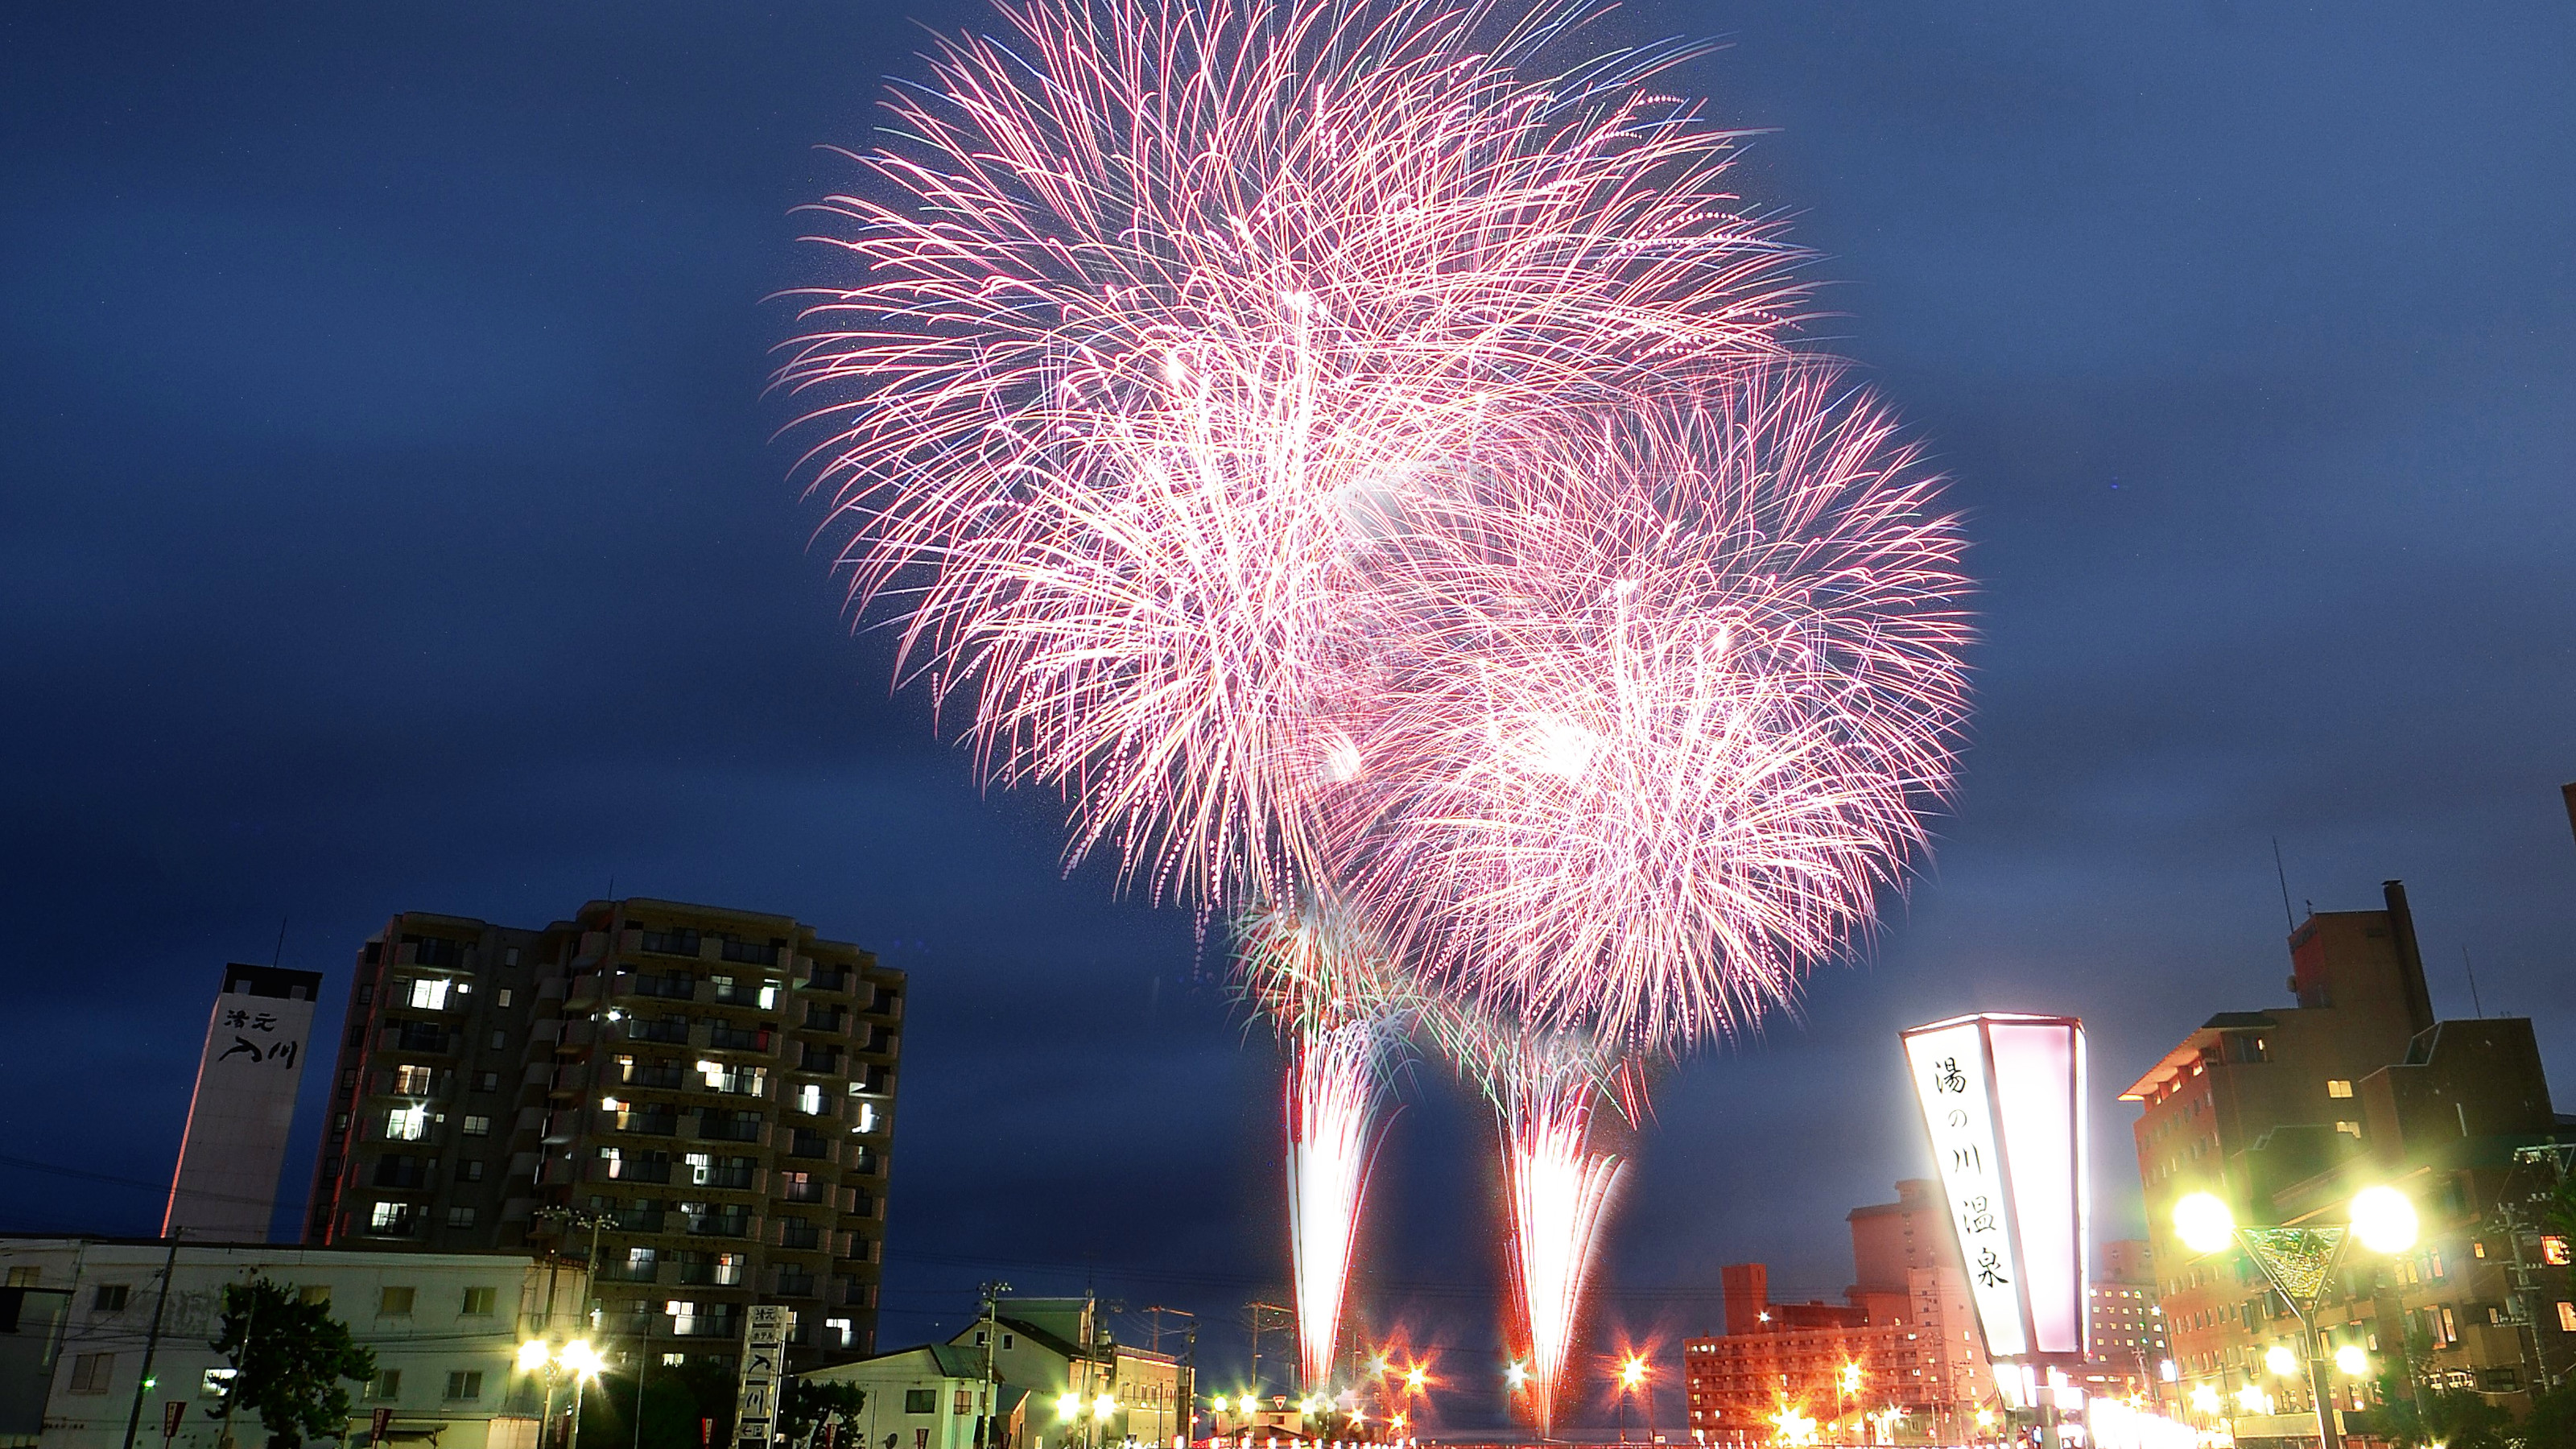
[808,1297,1189,1449]
[0,1237,581,1449]
[1685,1183,1994,1446]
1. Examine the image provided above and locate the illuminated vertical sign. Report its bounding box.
[1901,1013,2089,1364]
[736,1304,794,1445]
[167,964,323,1241]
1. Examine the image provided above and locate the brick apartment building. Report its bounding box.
[1684,1181,1995,1445]
[2123,879,2573,1441]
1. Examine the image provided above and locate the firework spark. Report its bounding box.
[776,0,1802,914]
[1331,365,1971,1050]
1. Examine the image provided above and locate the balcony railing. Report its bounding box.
[787,1131,831,1160]
[613,1111,679,1137]
[706,1024,770,1052]
[778,1218,823,1250]
[774,1271,820,1298]
[780,1177,828,1205]
[605,1157,674,1184]
[675,1259,746,1287]
[801,1005,845,1032]
[671,1311,743,1339]
[683,1212,752,1239]
[639,929,702,958]
[796,1045,840,1074]
[611,1208,667,1232]
[394,1023,452,1053]
[630,1018,691,1045]
[720,937,779,965]
[700,1113,763,1143]
[805,967,850,993]
[601,1257,661,1283]
[631,972,696,1001]
[697,1164,756,1191]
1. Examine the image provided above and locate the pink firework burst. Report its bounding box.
[774,0,1801,912]
[1332,364,1973,1050]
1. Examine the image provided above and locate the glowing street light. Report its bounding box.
[2334,1345,2370,1377]
[1620,1357,1648,1390]
[2349,1186,2418,1254]
[2169,1185,2418,1449]
[1505,1361,1530,1391]
[1058,1393,1083,1419]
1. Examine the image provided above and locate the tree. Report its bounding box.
[782,1381,867,1449]
[2375,1385,2511,1449]
[2524,1380,2576,1449]
[211,1278,378,1449]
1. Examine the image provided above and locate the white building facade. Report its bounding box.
[0,1239,584,1449]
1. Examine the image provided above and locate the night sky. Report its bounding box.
[5,2,2573,1432]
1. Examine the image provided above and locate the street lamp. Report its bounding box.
[1617,1356,1649,1444]
[518,1339,601,1449]
[2168,1187,2418,1449]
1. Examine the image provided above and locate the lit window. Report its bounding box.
[407,979,451,1010]
[827,1318,853,1348]
[2334,1121,2361,1137]
[393,1065,435,1095]
[386,1106,429,1141]
[2326,1080,2353,1099]
[2545,1236,2572,1267]
[759,982,779,1009]
[461,1116,492,1137]
[496,988,514,1007]
[797,1084,824,1115]
[2558,1302,2575,1333]
[853,1102,879,1133]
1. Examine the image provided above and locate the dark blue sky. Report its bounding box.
[5,1,2572,1430]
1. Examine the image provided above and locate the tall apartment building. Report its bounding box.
[2120,878,2573,1433]
[1684,1182,1992,1446]
[307,898,903,1368]
[2122,883,2435,1409]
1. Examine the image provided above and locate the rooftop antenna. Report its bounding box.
[2270,838,2294,930]
[272,914,289,967]
[2461,947,2484,1018]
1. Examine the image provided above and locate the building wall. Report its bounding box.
[308,898,904,1368]
[805,1348,987,1449]
[0,1239,572,1449]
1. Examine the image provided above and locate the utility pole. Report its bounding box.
[119,1232,185,1449]
[1244,1303,1290,1402]
[980,1282,1011,1449]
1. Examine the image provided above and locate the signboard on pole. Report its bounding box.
[163,1402,186,1440]
[735,1306,793,1447]
[1901,1013,2089,1364]
[373,1406,395,1445]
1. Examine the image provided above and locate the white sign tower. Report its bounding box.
[165,964,323,1241]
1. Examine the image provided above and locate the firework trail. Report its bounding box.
[1501,1063,1624,1435]
[1239,899,1415,1393]
[1331,365,1971,1051]
[775,0,1802,914]
[1286,1014,1399,1393]
[1424,1006,1630,1433]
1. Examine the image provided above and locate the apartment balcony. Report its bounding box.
[795,1044,841,1074]
[602,1154,675,1184]
[720,937,782,967]
[705,1023,772,1054]
[799,1005,846,1034]
[627,1016,691,1046]
[776,1217,824,1251]
[609,1110,681,1138]
[682,1212,753,1240]
[774,1269,821,1299]
[638,928,703,959]
[786,1129,832,1161]
[696,1112,766,1145]
[671,1311,745,1340]
[802,966,852,995]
